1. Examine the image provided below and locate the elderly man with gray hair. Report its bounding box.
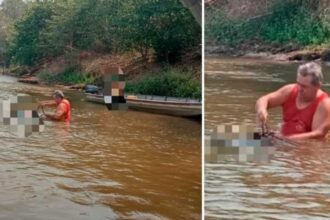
[38,90,71,123]
[256,62,330,140]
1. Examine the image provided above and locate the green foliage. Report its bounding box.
[7,64,28,76]
[7,3,54,66]
[206,8,248,46]
[41,0,106,56]
[119,0,200,63]
[37,70,55,84]
[0,0,27,65]
[206,0,330,47]
[0,25,6,63]
[38,68,94,85]
[6,0,200,66]
[260,1,330,45]
[125,68,201,99]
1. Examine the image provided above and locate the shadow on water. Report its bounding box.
[0,75,201,220]
[205,57,330,220]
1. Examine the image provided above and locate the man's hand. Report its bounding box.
[39,113,46,120]
[37,105,46,119]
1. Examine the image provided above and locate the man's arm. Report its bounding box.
[38,100,57,108]
[45,103,66,121]
[288,98,330,140]
[255,84,294,125]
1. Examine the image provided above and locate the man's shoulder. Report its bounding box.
[57,102,67,110]
[320,96,330,104]
[60,99,71,107]
[318,96,330,111]
[275,83,296,96]
[62,99,71,104]
[281,83,296,91]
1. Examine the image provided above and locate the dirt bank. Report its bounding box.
[7,50,201,88]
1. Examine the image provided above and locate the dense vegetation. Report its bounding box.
[0,0,27,65]
[37,69,94,85]
[125,68,201,99]
[206,0,330,48]
[1,0,200,66]
[0,0,201,98]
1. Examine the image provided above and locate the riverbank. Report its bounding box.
[1,0,201,99]
[205,1,330,63]
[205,44,330,63]
[4,51,201,99]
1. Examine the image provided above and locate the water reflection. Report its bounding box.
[205,57,330,219]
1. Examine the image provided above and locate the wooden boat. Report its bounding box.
[85,93,104,104]
[85,93,201,117]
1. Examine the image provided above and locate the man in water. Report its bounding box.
[39,90,71,122]
[256,62,330,140]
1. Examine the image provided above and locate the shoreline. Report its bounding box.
[205,45,330,63]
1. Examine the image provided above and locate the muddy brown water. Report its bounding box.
[0,75,201,220]
[205,57,330,220]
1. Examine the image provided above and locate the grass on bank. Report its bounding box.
[37,68,95,85]
[125,68,201,99]
[37,67,201,99]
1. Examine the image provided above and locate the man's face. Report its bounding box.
[296,74,319,101]
[53,96,62,104]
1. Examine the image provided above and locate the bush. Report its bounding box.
[260,1,330,45]
[38,68,94,85]
[206,8,247,46]
[37,70,56,84]
[7,65,29,76]
[206,0,330,47]
[125,68,201,99]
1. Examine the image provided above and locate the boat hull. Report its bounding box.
[85,94,201,117]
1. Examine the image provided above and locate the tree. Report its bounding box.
[0,0,27,65]
[147,0,201,62]
[8,3,54,66]
[5,0,201,66]
[179,0,201,25]
[117,0,200,63]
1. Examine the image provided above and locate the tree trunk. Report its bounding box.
[179,0,201,25]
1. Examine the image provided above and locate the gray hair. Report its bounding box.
[53,90,64,99]
[297,62,323,86]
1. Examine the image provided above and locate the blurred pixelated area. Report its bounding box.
[205,124,275,163]
[103,67,127,111]
[0,94,44,138]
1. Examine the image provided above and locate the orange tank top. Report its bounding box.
[59,99,71,123]
[281,85,327,136]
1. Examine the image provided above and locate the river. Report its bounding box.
[205,57,330,220]
[0,75,201,220]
